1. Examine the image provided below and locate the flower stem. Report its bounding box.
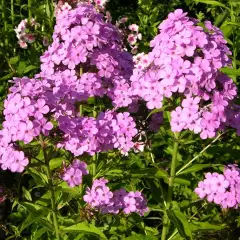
[230,3,237,83]
[92,99,97,177]
[161,134,179,240]
[11,0,15,26]
[2,0,8,46]
[92,154,97,176]
[39,136,60,240]
[176,132,224,176]
[28,0,32,18]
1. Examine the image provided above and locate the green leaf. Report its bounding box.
[220,25,233,38]
[124,234,158,240]
[221,21,240,28]
[8,56,19,65]
[33,227,47,239]
[146,106,167,119]
[228,0,240,3]
[37,218,55,231]
[105,169,123,178]
[167,209,192,240]
[23,65,38,74]
[174,177,191,186]
[214,11,229,27]
[19,201,41,211]
[177,164,211,176]
[17,61,27,75]
[57,182,81,195]
[49,158,63,171]
[194,0,230,9]
[60,222,108,239]
[220,67,240,76]
[190,221,226,231]
[22,186,32,201]
[27,168,48,186]
[146,179,165,203]
[170,233,184,240]
[0,73,13,81]
[19,208,47,232]
[130,168,168,180]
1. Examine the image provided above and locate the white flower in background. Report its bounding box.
[15,18,38,48]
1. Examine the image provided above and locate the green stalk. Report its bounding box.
[48,0,54,29]
[230,3,237,82]
[92,97,97,177]
[92,154,97,176]
[176,132,224,176]
[28,0,32,18]
[79,66,84,116]
[161,134,179,240]
[79,104,83,116]
[11,0,15,26]
[39,136,60,240]
[2,0,8,46]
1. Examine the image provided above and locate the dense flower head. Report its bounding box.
[41,3,133,112]
[62,159,89,187]
[0,77,53,172]
[130,9,240,139]
[40,3,138,157]
[0,143,28,173]
[0,2,139,173]
[83,178,148,215]
[57,110,137,156]
[195,164,240,209]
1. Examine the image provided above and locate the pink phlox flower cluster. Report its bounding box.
[0,142,28,173]
[62,159,89,187]
[54,1,72,17]
[195,165,240,209]
[83,178,148,216]
[37,3,138,157]
[15,18,39,49]
[0,77,53,172]
[40,4,133,110]
[57,111,137,156]
[133,53,150,70]
[130,9,240,139]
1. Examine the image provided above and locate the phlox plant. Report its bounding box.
[1,1,240,240]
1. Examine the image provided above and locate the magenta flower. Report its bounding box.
[195,165,240,209]
[62,159,88,187]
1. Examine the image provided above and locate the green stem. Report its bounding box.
[48,0,54,29]
[161,134,179,240]
[80,66,83,76]
[39,136,60,240]
[2,0,8,46]
[92,98,97,177]
[28,0,32,18]
[92,154,97,176]
[176,132,224,176]
[167,202,207,240]
[79,66,84,116]
[11,0,15,26]
[230,3,237,82]
[79,104,83,116]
